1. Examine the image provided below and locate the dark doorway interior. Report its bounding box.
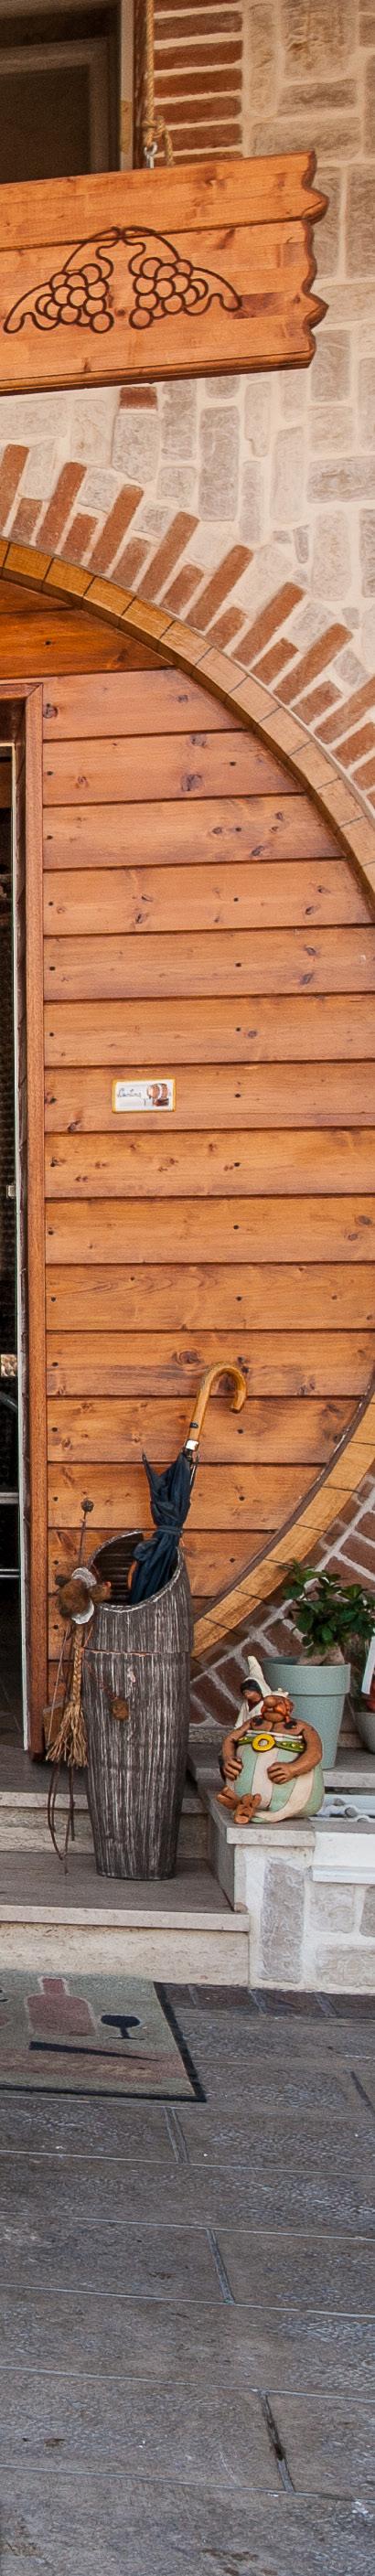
[0,2,122,180]
[0,754,22,1743]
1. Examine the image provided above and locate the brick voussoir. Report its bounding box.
[10,497,40,545]
[335,721,375,767]
[318,676,375,747]
[164,563,205,615]
[295,681,342,725]
[277,625,350,704]
[252,636,298,684]
[145,513,199,600]
[0,444,28,525]
[205,608,248,647]
[89,486,143,576]
[38,464,85,552]
[60,512,98,565]
[237,584,305,668]
[114,538,150,587]
[192,546,252,631]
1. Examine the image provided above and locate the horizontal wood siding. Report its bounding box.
[43,794,339,870]
[45,1267,375,1329]
[45,1130,375,1195]
[42,665,375,1682]
[44,1064,375,1129]
[46,1331,375,1399]
[44,995,375,1064]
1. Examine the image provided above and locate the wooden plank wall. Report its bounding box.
[42,664,375,1690]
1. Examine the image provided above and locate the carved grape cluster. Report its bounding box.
[5,232,118,337]
[32,254,113,334]
[128,247,215,329]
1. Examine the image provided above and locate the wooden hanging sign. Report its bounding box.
[0,154,326,394]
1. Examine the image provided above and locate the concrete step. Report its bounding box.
[0,1845,249,1982]
[0,1774,209,1862]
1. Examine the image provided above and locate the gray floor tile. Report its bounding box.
[0,2368,275,2492]
[0,2475,374,2576]
[0,2285,222,2381]
[324,2024,375,2059]
[275,2392,375,2497]
[178,2081,367,2143]
[3,2141,373,2237]
[200,2165,375,2234]
[0,2215,221,2303]
[177,2107,373,2173]
[220,2225,375,2312]
[172,2031,357,2115]
[349,2061,375,2115]
[0,2152,202,2230]
[0,2095,176,2162]
[0,2287,233,2379]
[0,2290,374,2395]
[2,2132,372,2236]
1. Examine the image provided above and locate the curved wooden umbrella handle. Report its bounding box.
[185,1362,247,1456]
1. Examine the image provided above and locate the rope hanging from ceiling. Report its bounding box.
[142,0,174,166]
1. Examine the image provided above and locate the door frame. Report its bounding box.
[0,682,47,1749]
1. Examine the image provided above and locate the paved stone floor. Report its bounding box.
[0,1983,375,2574]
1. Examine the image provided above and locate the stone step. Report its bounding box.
[0,1847,249,1982]
[0,1777,208,1861]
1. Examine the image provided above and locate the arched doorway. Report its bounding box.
[0,542,374,1749]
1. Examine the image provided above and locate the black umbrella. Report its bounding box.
[128,1363,247,1603]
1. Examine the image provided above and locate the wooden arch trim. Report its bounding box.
[2,536,375,1668]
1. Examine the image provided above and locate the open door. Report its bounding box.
[0,745,22,1743]
[0,687,47,1754]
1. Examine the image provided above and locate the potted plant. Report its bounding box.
[262,1563,375,1768]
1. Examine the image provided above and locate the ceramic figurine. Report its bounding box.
[219,1653,324,1823]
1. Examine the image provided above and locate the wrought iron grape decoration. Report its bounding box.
[5,226,241,339]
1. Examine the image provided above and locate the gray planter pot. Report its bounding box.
[262,1654,350,1769]
[355,1704,375,1756]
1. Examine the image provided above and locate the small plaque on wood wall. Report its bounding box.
[112,1078,176,1112]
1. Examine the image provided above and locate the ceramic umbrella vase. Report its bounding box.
[82,1534,193,1879]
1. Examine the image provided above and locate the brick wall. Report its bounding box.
[134,0,243,164]
[190,1470,375,1740]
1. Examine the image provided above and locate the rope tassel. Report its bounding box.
[142,0,174,166]
[50,1631,88,1772]
[47,1631,88,1872]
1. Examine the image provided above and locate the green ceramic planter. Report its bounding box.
[262,1655,350,1770]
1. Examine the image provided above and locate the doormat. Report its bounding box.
[0,1973,203,2100]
